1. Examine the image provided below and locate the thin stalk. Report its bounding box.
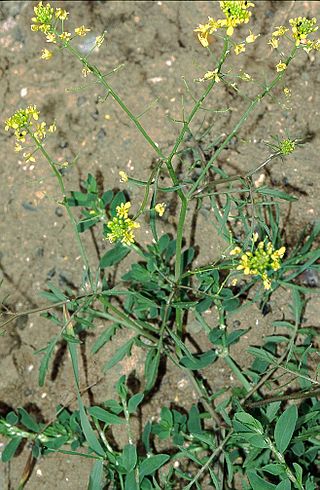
[28,131,93,289]
[188,45,298,197]
[224,355,253,393]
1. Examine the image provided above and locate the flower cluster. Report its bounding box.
[289,17,318,46]
[230,239,286,290]
[269,17,319,53]
[194,1,255,46]
[219,1,255,36]
[4,106,56,162]
[279,138,295,155]
[31,2,95,60]
[106,202,140,245]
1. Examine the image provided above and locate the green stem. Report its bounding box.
[224,355,253,393]
[266,437,304,490]
[28,131,93,289]
[188,45,298,197]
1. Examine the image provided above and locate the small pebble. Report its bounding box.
[55,207,64,217]
[233,320,241,329]
[97,127,106,139]
[22,202,37,212]
[77,96,87,107]
[299,269,319,288]
[46,267,56,280]
[16,314,28,330]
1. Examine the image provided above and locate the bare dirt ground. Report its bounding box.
[0,1,319,488]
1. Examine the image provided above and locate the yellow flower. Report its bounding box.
[23,152,36,163]
[55,8,69,21]
[32,1,54,26]
[95,35,105,47]
[48,122,56,132]
[219,1,255,36]
[194,17,221,47]
[276,61,287,72]
[59,32,71,42]
[119,171,128,183]
[82,67,91,77]
[106,201,140,245]
[116,202,131,219]
[15,130,27,142]
[283,87,291,96]
[155,203,166,217]
[268,37,279,49]
[41,48,52,60]
[239,71,253,81]
[198,69,220,83]
[272,26,288,37]
[34,121,47,140]
[75,25,91,37]
[230,246,242,255]
[231,239,285,290]
[46,33,56,43]
[234,43,246,55]
[246,30,259,43]
[15,143,23,152]
[289,17,318,46]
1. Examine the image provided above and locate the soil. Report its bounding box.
[0,1,319,489]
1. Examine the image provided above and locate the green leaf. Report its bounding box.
[44,436,69,450]
[226,329,249,346]
[91,324,118,354]
[79,401,105,457]
[245,434,269,448]
[66,191,97,207]
[262,464,286,476]
[110,191,126,216]
[182,247,195,270]
[274,405,298,453]
[256,187,297,202]
[275,480,291,490]
[247,470,276,489]
[77,216,99,233]
[128,393,144,414]
[139,454,170,481]
[144,349,160,392]
[6,411,18,425]
[293,463,303,485]
[187,405,202,434]
[121,444,137,472]
[158,234,170,254]
[180,350,217,370]
[103,338,135,371]
[247,347,277,364]
[1,437,22,462]
[142,421,152,453]
[18,408,40,432]
[88,460,104,490]
[172,301,198,310]
[100,243,131,268]
[234,412,264,434]
[125,471,138,490]
[85,174,98,194]
[88,406,124,425]
[102,190,113,206]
